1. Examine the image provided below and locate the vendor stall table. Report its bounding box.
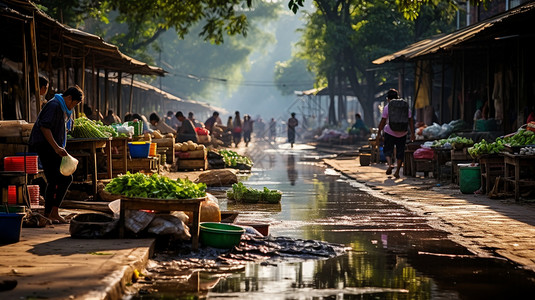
[368,139,380,164]
[66,138,111,195]
[451,148,473,184]
[479,154,504,195]
[502,152,535,201]
[119,197,203,249]
[109,137,130,176]
[434,148,452,180]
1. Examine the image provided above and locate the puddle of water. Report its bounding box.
[128,143,535,299]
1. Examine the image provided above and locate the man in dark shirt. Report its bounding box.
[175,111,198,143]
[29,86,84,224]
[204,111,219,133]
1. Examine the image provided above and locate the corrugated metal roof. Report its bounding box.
[2,0,166,76]
[373,1,535,64]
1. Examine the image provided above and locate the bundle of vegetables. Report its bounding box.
[467,138,505,157]
[226,182,282,204]
[432,136,474,149]
[467,129,535,158]
[219,149,253,168]
[70,116,109,138]
[94,120,118,137]
[505,128,535,147]
[104,171,206,199]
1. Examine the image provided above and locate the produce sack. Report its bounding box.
[69,213,118,239]
[125,210,155,233]
[413,147,434,160]
[195,169,238,186]
[60,154,79,176]
[184,193,221,222]
[146,214,191,240]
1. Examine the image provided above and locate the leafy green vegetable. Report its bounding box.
[218,149,253,168]
[227,183,281,203]
[104,172,206,199]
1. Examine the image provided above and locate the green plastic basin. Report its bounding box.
[199,222,245,249]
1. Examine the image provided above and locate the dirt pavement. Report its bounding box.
[0,218,154,300]
[324,156,535,273]
[3,146,535,299]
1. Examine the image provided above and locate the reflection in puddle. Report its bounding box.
[129,142,535,299]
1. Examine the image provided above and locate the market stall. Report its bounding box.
[66,138,111,195]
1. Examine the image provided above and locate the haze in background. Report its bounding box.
[156,4,310,121]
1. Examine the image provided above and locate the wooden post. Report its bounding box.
[92,54,97,113]
[81,47,86,92]
[96,68,101,119]
[30,14,40,121]
[104,70,109,113]
[129,74,134,114]
[22,22,29,120]
[117,71,122,119]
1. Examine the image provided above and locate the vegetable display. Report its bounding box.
[468,129,535,157]
[432,136,474,149]
[227,182,282,204]
[104,172,206,199]
[218,149,253,168]
[70,117,124,138]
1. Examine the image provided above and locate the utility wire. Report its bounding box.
[169,72,315,87]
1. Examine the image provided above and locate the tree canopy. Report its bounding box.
[293,0,457,125]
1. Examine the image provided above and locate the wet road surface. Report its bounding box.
[129,142,535,299]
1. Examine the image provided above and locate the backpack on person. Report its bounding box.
[388,98,409,132]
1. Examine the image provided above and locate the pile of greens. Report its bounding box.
[227,182,281,204]
[432,136,474,148]
[104,172,206,199]
[218,149,253,168]
[71,117,109,138]
[468,129,535,158]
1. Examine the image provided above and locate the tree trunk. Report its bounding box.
[328,74,337,125]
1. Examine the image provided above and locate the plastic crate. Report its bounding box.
[128,142,150,158]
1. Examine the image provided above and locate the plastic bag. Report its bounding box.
[60,154,79,176]
[69,213,118,239]
[116,124,134,136]
[413,147,435,159]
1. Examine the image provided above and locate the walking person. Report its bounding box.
[232,111,242,147]
[243,114,254,147]
[376,89,415,179]
[269,117,277,142]
[287,112,298,148]
[28,85,84,224]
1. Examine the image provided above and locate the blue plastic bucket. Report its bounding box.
[128,142,150,158]
[0,213,24,244]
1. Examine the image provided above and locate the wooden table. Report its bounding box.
[433,148,451,180]
[369,139,380,164]
[66,138,111,195]
[109,137,130,176]
[502,152,535,201]
[119,196,204,249]
[479,154,504,195]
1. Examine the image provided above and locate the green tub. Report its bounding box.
[199,222,245,249]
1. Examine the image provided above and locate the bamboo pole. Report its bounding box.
[30,14,40,121]
[104,70,109,113]
[117,71,122,119]
[22,22,29,120]
[129,74,134,114]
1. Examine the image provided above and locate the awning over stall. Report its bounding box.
[373,1,535,64]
